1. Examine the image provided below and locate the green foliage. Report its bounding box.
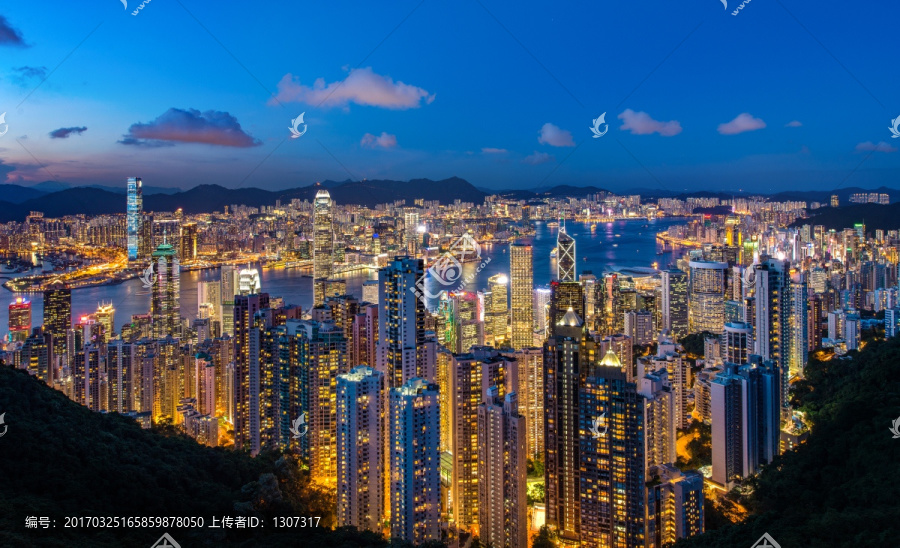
[527,482,546,506]
[531,525,555,548]
[678,332,716,357]
[527,457,545,478]
[0,366,390,547]
[676,421,712,471]
[676,336,900,548]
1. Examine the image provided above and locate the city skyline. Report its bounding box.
[1,2,899,192]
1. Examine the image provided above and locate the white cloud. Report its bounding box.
[538,123,575,147]
[855,141,897,153]
[618,109,682,137]
[718,113,767,135]
[272,67,434,109]
[481,147,508,154]
[361,132,398,149]
[523,151,554,165]
[785,120,802,127]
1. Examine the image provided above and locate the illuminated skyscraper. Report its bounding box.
[509,347,543,458]
[510,243,533,349]
[220,265,237,336]
[389,378,441,545]
[485,274,508,347]
[544,308,599,544]
[377,257,426,388]
[150,239,180,339]
[579,349,646,548]
[238,267,261,295]
[548,281,584,338]
[557,225,576,282]
[336,365,384,532]
[126,177,142,261]
[450,291,483,354]
[477,388,527,548]
[688,261,727,334]
[233,292,270,451]
[723,321,752,365]
[533,286,551,335]
[753,258,791,406]
[313,190,335,306]
[8,296,32,342]
[646,465,704,545]
[43,279,71,364]
[179,222,198,261]
[95,302,115,340]
[661,269,688,339]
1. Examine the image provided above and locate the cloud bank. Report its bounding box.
[120,108,261,148]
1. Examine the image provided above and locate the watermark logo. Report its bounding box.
[130,0,152,16]
[290,412,308,439]
[289,113,308,138]
[730,0,753,16]
[0,112,8,137]
[589,412,607,438]
[151,533,181,548]
[890,416,900,439]
[139,263,156,289]
[120,0,127,8]
[889,116,900,139]
[589,113,608,138]
[751,533,780,548]
[409,233,491,306]
[720,0,727,8]
[0,412,7,438]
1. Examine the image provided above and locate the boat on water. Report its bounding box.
[550,247,558,258]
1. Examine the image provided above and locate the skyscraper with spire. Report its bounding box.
[557,223,576,282]
[313,189,334,306]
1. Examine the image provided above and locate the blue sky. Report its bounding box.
[0,0,898,193]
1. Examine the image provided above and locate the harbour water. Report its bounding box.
[0,218,686,336]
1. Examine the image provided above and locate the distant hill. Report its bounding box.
[0,184,46,203]
[792,202,900,232]
[0,365,389,547]
[0,177,489,221]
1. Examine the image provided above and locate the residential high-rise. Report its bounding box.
[661,269,688,339]
[753,258,791,407]
[646,465,705,545]
[44,280,71,365]
[710,360,781,489]
[557,225,576,282]
[788,272,809,379]
[533,286,551,335]
[477,388,527,548]
[579,349,646,548]
[377,257,426,388]
[232,292,270,451]
[336,365,384,532]
[95,301,115,340]
[638,369,676,472]
[450,291,483,354]
[238,268,261,295]
[220,265,237,336]
[485,274,508,347]
[688,260,727,334]
[723,321,752,365]
[126,177,142,261]
[313,190,335,306]
[510,243,534,349]
[389,378,441,545]
[509,347,543,459]
[544,308,599,544]
[179,222,198,261]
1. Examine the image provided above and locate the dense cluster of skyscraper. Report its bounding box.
[6,180,900,547]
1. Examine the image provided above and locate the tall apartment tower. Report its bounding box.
[313,189,335,306]
[126,177,142,261]
[688,260,727,334]
[510,243,534,349]
[336,366,384,533]
[508,347,544,459]
[389,378,441,545]
[232,292,270,451]
[557,225,576,282]
[723,321,752,365]
[661,269,688,339]
[543,308,599,544]
[450,291,484,354]
[710,361,781,489]
[579,349,646,548]
[150,239,180,339]
[753,258,791,407]
[377,256,426,388]
[477,388,527,548]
